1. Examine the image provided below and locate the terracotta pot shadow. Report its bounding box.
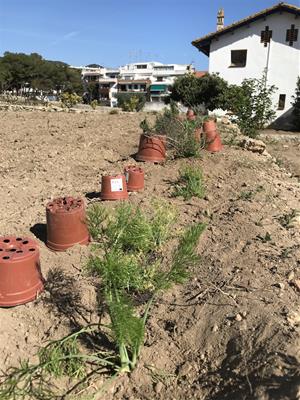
[135,134,166,163]
[85,191,100,200]
[46,197,90,252]
[30,223,47,244]
[101,174,129,201]
[0,236,44,307]
[124,166,144,192]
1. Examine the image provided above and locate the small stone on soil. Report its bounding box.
[155,381,163,394]
[235,314,243,322]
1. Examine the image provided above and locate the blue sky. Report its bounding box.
[0,0,299,70]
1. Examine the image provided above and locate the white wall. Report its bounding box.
[209,12,300,118]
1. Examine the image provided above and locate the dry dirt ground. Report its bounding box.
[0,110,300,400]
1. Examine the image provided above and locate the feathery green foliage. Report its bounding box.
[0,201,205,398]
[154,223,205,290]
[86,201,205,373]
[107,294,145,372]
[173,164,205,200]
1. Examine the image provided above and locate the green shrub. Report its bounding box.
[116,92,147,112]
[140,107,203,158]
[173,164,205,200]
[170,73,229,111]
[60,92,81,108]
[90,99,98,109]
[225,71,277,137]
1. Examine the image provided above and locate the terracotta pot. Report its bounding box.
[0,236,44,307]
[203,119,223,152]
[136,134,166,163]
[203,119,217,133]
[101,174,129,200]
[186,109,196,121]
[124,166,144,192]
[203,129,223,152]
[46,197,90,251]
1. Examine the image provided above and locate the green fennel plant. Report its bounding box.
[0,202,205,399]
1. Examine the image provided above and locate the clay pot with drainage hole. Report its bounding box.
[46,197,90,251]
[124,166,144,192]
[101,174,129,200]
[0,236,44,307]
[136,134,166,163]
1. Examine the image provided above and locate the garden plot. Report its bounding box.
[0,110,300,400]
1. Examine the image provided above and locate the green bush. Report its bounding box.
[225,71,277,137]
[140,107,203,158]
[170,73,229,111]
[60,92,81,108]
[90,99,98,109]
[116,92,147,112]
[173,164,205,200]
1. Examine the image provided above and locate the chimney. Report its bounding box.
[217,8,224,31]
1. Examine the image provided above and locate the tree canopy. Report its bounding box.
[170,73,229,111]
[0,52,83,95]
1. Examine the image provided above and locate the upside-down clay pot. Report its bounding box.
[203,120,223,152]
[203,120,217,133]
[186,109,196,121]
[136,134,166,163]
[101,174,129,200]
[46,197,90,251]
[0,236,44,307]
[124,166,144,192]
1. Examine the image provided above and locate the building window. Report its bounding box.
[156,77,163,82]
[278,94,286,110]
[286,24,298,46]
[134,84,138,89]
[261,26,272,47]
[153,66,174,71]
[230,50,247,67]
[136,64,147,69]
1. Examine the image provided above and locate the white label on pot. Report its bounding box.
[111,178,123,192]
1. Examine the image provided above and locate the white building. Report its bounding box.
[77,61,195,105]
[192,2,300,126]
[118,61,195,102]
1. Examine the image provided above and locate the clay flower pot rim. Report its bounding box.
[46,197,85,214]
[142,132,166,139]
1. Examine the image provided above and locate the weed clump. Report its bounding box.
[173,165,205,201]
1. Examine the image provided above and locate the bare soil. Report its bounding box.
[0,111,300,400]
